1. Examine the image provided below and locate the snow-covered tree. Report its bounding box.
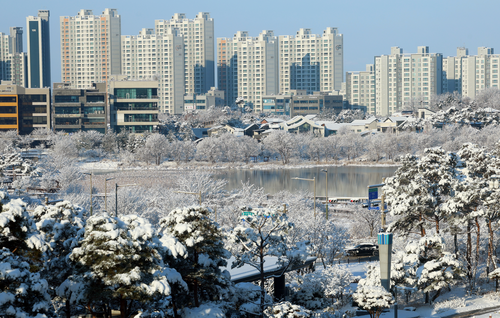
[288,265,353,310]
[264,301,312,318]
[229,207,309,318]
[33,201,87,318]
[142,133,169,165]
[159,206,232,309]
[385,147,459,237]
[262,130,297,164]
[196,136,222,163]
[69,214,171,318]
[0,248,53,318]
[418,252,462,303]
[352,285,394,318]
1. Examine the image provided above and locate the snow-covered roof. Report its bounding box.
[386,117,408,123]
[304,114,317,120]
[315,121,348,131]
[222,256,317,283]
[191,128,208,139]
[262,118,285,124]
[350,117,377,125]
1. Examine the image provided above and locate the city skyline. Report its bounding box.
[1,0,500,84]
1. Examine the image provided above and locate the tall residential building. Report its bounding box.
[60,9,121,88]
[345,64,376,114]
[217,30,279,111]
[27,10,51,88]
[121,28,185,114]
[0,30,27,87]
[0,81,50,134]
[443,47,500,99]
[279,28,343,95]
[155,12,215,96]
[9,27,23,54]
[374,46,442,116]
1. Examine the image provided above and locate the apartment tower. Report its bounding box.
[279,28,343,95]
[27,10,51,88]
[121,28,185,114]
[345,64,376,114]
[374,46,442,116]
[217,30,279,111]
[155,13,215,95]
[442,47,500,99]
[60,9,121,88]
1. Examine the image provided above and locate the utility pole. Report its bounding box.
[83,172,93,216]
[321,169,328,220]
[104,177,115,213]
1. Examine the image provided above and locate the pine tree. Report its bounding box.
[70,214,170,318]
[33,201,87,318]
[159,206,232,309]
[0,248,53,318]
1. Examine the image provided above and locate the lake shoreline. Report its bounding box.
[80,158,401,173]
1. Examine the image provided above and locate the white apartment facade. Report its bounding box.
[155,13,215,96]
[60,9,121,89]
[0,32,27,87]
[279,28,343,94]
[374,46,442,116]
[345,64,375,114]
[121,28,185,114]
[443,47,500,99]
[217,30,279,111]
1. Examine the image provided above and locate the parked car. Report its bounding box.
[345,243,379,257]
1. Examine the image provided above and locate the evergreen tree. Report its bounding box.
[159,206,232,309]
[70,214,171,318]
[0,248,53,318]
[33,201,87,318]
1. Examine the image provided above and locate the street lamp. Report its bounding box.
[175,190,202,206]
[321,169,328,220]
[292,177,316,219]
[104,177,115,213]
[115,183,137,218]
[83,172,93,216]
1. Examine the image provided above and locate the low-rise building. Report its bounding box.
[184,87,225,111]
[108,77,159,133]
[52,82,107,133]
[0,81,50,134]
[261,90,343,116]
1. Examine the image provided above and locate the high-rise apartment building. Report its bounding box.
[345,64,376,114]
[279,28,343,94]
[217,27,343,112]
[121,28,185,114]
[217,30,279,111]
[27,10,51,88]
[443,47,500,99]
[0,30,27,87]
[155,13,215,96]
[9,27,23,54]
[60,9,121,88]
[121,13,214,114]
[373,46,442,116]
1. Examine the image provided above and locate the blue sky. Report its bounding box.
[2,0,499,83]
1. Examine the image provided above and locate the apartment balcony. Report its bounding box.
[54,114,81,118]
[122,118,158,123]
[114,106,159,111]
